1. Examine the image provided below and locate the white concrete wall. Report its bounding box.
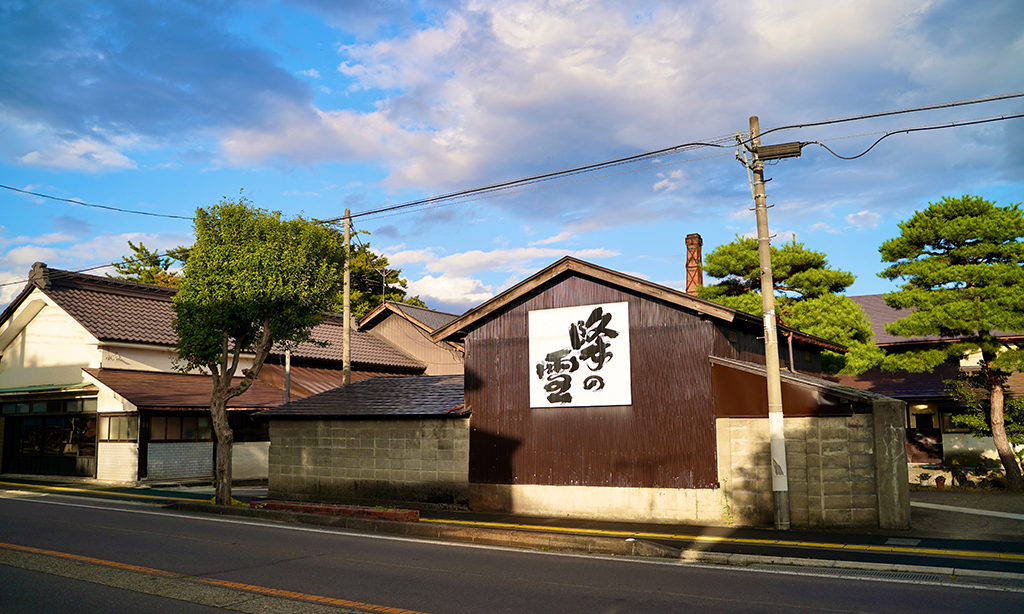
[943,433,1024,465]
[0,289,101,388]
[233,442,269,480]
[96,442,139,482]
[99,343,254,375]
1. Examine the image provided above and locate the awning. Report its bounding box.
[83,368,287,411]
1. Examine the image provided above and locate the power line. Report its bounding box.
[358,151,736,222]
[331,91,1024,224]
[0,184,194,220]
[755,91,1024,142]
[805,112,1024,160]
[318,135,736,224]
[0,250,187,290]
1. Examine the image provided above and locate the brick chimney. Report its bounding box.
[685,234,703,294]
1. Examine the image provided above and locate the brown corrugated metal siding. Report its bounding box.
[466,275,722,489]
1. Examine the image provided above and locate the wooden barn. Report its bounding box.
[432,255,910,529]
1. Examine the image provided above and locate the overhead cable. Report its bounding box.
[336,91,1024,223]
[807,112,1024,160]
[0,184,194,220]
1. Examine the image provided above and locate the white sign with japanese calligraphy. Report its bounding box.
[528,302,632,408]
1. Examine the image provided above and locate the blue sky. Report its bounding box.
[2,0,1023,314]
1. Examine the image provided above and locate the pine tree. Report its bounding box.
[698,237,881,374]
[880,194,1024,491]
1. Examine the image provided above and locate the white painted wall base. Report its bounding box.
[469,483,728,523]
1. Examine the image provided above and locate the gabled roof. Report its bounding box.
[849,294,1024,347]
[258,375,466,418]
[83,368,286,410]
[359,300,460,333]
[2,263,423,371]
[432,256,844,351]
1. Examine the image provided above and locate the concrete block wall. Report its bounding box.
[147,442,213,480]
[96,442,139,482]
[268,417,470,506]
[716,414,879,528]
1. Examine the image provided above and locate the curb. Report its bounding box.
[168,502,1024,586]
[252,500,420,522]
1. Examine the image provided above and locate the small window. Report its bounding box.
[166,416,182,440]
[151,416,166,440]
[149,414,212,441]
[99,414,139,442]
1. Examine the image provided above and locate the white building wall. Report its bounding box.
[233,442,270,480]
[96,442,139,482]
[99,343,256,375]
[0,290,101,388]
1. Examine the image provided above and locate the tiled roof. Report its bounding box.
[287,315,423,369]
[833,363,960,399]
[259,363,408,398]
[850,294,1024,347]
[389,302,460,331]
[43,272,180,345]
[22,264,423,371]
[258,374,466,418]
[84,368,287,410]
[835,364,1024,400]
[848,295,941,346]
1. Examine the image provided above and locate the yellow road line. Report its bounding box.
[198,578,432,614]
[421,518,1024,561]
[0,480,201,503]
[0,541,176,577]
[0,541,432,614]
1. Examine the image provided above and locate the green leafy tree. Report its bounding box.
[698,236,881,374]
[173,195,347,505]
[880,195,1024,491]
[345,237,426,318]
[945,373,1024,454]
[109,241,189,287]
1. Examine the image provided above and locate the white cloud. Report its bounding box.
[0,268,27,310]
[18,137,137,172]
[386,248,440,267]
[298,68,321,79]
[846,210,882,229]
[406,274,493,310]
[528,231,574,246]
[808,221,840,234]
[1,245,61,269]
[653,170,686,193]
[424,247,618,276]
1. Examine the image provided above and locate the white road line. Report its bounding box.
[911,501,1024,521]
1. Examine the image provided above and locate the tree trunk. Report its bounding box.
[988,376,1023,491]
[210,393,234,505]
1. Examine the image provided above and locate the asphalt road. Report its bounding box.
[1,492,1022,614]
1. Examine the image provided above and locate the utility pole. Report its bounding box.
[747,116,790,530]
[343,209,352,386]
